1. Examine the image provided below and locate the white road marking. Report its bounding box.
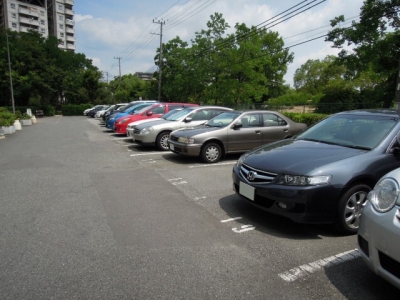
[172,181,187,185]
[130,152,166,156]
[189,162,236,168]
[221,217,243,223]
[193,196,207,201]
[232,225,255,233]
[168,178,183,181]
[278,249,361,282]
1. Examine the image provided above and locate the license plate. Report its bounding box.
[170,143,174,151]
[239,181,255,201]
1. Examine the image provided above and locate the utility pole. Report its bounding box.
[396,58,400,109]
[114,57,122,82]
[152,19,165,101]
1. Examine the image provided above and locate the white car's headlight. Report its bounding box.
[177,137,195,144]
[276,175,331,186]
[140,127,154,135]
[369,178,399,212]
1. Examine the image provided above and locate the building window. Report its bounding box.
[41,28,45,33]
[11,13,16,18]
[11,22,17,28]
[59,15,64,21]
[40,20,45,25]
[59,24,64,29]
[60,33,64,37]
[10,3,16,9]
[58,4,63,10]
[40,11,45,16]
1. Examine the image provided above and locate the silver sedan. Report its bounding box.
[168,110,307,163]
[358,167,400,290]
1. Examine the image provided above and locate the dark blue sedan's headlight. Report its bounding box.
[275,175,331,186]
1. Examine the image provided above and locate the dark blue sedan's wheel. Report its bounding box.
[201,143,222,163]
[335,184,370,234]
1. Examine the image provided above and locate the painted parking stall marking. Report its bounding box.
[278,249,361,283]
[189,162,236,168]
[130,152,166,157]
[221,217,243,223]
[221,217,255,233]
[168,178,187,185]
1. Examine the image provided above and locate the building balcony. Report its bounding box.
[20,25,39,33]
[66,35,75,42]
[66,43,76,50]
[66,27,75,34]
[65,9,74,16]
[19,16,40,26]
[19,7,39,17]
[56,0,74,4]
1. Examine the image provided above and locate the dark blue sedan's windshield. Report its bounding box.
[296,114,397,149]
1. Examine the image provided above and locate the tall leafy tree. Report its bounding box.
[326,0,400,107]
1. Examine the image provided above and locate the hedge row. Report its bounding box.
[62,104,93,116]
[282,112,328,127]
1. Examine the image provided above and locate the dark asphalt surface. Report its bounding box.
[1,116,399,300]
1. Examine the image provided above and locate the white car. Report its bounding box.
[126,108,184,139]
[358,166,400,290]
[83,105,103,116]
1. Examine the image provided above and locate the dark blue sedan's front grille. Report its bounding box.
[240,164,277,184]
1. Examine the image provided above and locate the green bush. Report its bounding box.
[283,112,328,127]
[62,104,93,116]
[0,107,16,126]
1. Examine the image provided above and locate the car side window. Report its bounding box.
[191,110,209,121]
[239,114,260,128]
[262,113,287,127]
[150,106,165,114]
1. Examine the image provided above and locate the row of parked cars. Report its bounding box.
[86,102,400,289]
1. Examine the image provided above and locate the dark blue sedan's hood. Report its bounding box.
[243,139,367,175]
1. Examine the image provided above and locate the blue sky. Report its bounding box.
[74,0,365,86]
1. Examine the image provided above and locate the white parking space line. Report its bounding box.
[130,152,166,156]
[221,217,243,223]
[232,225,256,233]
[278,249,361,283]
[189,162,236,168]
[193,196,207,201]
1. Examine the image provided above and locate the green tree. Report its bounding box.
[326,0,400,108]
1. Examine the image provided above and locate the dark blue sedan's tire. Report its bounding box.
[334,184,371,235]
[201,142,222,163]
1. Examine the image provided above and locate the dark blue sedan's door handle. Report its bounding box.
[283,129,288,132]
[255,130,261,134]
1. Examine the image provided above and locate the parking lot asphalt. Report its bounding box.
[0,116,398,299]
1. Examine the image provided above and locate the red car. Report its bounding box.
[113,102,198,134]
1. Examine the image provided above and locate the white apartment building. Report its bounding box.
[0,0,75,51]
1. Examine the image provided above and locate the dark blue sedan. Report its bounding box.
[232,109,400,234]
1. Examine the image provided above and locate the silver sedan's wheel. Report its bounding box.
[335,184,370,234]
[201,143,222,163]
[156,131,171,151]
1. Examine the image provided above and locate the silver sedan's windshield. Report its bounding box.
[165,108,196,121]
[296,114,397,150]
[205,112,241,127]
